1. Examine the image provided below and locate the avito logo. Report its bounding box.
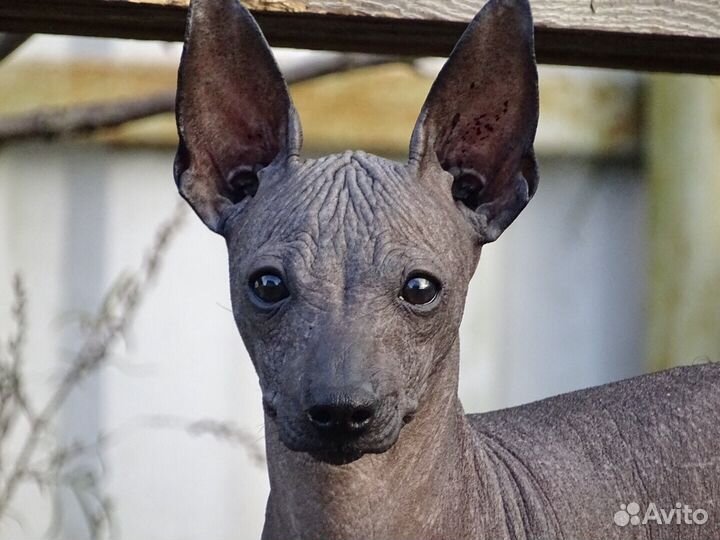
[614,501,708,527]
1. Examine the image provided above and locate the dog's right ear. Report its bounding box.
[174,0,302,233]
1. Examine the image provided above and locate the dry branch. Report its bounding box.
[0,203,187,536]
[140,415,266,467]
[0,93,174,143]
[0,53,403,143]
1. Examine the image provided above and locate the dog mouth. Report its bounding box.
[276,414,403,464]
[307,431,402,464]
[281,430,399,464]
[309,446,365,465]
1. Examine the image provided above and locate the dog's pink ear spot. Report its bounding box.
[174,0,302,234]
[409,0,538,243]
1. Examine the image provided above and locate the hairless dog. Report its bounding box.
[173,0,720,538]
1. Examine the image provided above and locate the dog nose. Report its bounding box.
[305,391,378,435]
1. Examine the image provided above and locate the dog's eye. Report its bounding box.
[249,271,289,304]
[400,274,440,306]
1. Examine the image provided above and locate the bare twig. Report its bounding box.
[141,414,266,467]
[0,275,32,461]
[0,53,407,143]
[0,94,174,143]
[0,203,187,526]
[7,276,34,421]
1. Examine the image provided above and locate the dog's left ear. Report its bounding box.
[410,0,538,243]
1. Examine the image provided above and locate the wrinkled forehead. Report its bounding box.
[237,151,465,271]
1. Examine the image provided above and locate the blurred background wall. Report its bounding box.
[0,34,718,540]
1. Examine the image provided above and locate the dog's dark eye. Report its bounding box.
[400,275,440,306]
[249,271,289,304]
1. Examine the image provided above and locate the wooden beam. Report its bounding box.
[0,1,718,74]
[0,33,31,62]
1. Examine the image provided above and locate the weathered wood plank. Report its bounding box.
[0,0,718,73]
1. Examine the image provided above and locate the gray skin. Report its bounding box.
[173,0,720,538]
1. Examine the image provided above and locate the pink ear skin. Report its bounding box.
[174,0,302,233]
[409,0,538,243]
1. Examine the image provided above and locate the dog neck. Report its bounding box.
[260,340,504,540]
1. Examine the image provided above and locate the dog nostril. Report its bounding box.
[307,405,335,428]
[306,403,376,433]
[349,407,373,427]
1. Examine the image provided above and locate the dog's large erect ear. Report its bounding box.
[409,0,538,243]
[174,0,302,233]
